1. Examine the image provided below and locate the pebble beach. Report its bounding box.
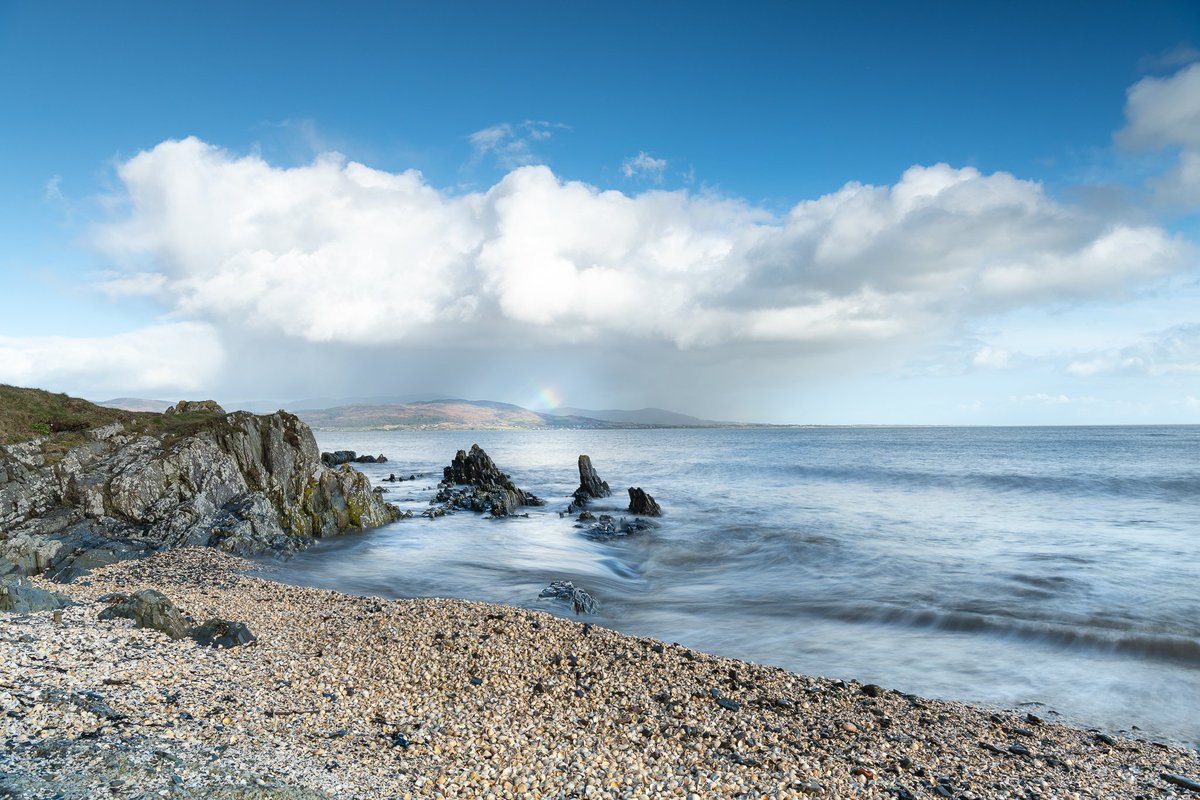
[2,548,1198,800]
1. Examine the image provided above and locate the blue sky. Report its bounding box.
[2,1,1199,423]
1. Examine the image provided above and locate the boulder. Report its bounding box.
[98,588,188,640]
[164,399,226,416]
[190,618,256,648]
[538,580,598,615]
[627,487,662,516]
[0,574,73,613]
[571,455,611,508]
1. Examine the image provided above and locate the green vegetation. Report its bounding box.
[0,385,239,448]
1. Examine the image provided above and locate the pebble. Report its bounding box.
[1,546,1196,800]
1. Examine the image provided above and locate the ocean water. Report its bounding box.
[260,426,1200,748]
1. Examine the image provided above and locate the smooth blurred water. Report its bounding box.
[259,427,1200,747]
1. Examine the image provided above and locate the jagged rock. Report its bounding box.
[355,453,386,464]
[164,399,226,416]
[627,487,662,516]
[571,455,611,508]
[1,409,400,579]
[190,618,256,648]
[434,444,544,517]
[538,580,598,614]
[98,588,188,639]
[0,574,73,613]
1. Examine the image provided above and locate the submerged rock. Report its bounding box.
[538,580,598,615]
[580,514,658,539]
[0,574,73,613]
[627,487,662,516]
[98,588,188,640]
[432,444,544,518]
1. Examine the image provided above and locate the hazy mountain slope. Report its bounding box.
[544,406,722,426]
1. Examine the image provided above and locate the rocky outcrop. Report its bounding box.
[0,407,400,580]
[165,400,226,416]
[571,455,611,508]
[431,444,544,517]
[627,487,662,516]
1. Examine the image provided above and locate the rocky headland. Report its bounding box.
[0,388,398,581]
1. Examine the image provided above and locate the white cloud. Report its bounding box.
[91,138,1193,357]
[1186,395,1200,410]
[1118,62,1200,208]
[1118,62,1200,151]
[621,151,667,182]
[0,323,224,394]
[1067,324,1200,377]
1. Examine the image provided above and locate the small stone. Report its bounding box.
[841,722,859,734]
[860,683,884,698]
[715,698,741,711]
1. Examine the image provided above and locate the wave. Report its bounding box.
[798,601,1200,668]
[786,464,1200,502]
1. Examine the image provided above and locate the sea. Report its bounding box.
[258,426,1200,748]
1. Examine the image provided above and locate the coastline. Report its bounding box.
[3,549,1197,799]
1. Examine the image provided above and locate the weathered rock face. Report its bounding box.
[190,617,256,648]
[432,444,545,518]
[572,455,611,508]
[0,409,400,579]
[627,487,663,517]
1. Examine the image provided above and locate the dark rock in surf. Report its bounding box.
[321,450,357,467]
[571,455,611,508]
[538,580,598,614]
[627,487,662,516]
[431,444,544,518]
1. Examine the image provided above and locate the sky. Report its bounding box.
[2,1,1200,424]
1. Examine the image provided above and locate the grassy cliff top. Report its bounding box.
[0,385,245,447]
[0,385,140,445]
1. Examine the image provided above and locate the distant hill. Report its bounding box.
[88,395,738,431]
[231,393,454,413]
[295,399,634,431]
[544,406,724,426]
[97,397,173,413]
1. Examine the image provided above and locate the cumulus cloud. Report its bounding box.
[621,151,667,182]
[1118,62,1200,207]
[1067,324,1200,377]
[91,137,1192,357]
[0,323,224,394]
